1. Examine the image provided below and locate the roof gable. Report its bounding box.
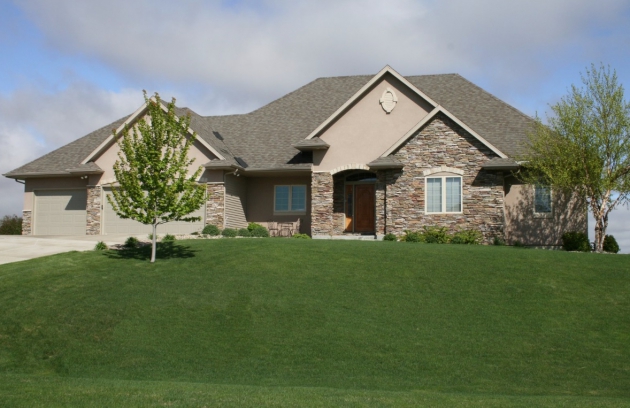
[306,65,438,140]
[81,100,226,165]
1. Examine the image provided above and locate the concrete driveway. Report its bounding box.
[0,235,133,266]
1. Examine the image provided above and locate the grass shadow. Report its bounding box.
[104,242,198,261]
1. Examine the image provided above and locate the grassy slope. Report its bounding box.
[0,239,628,407]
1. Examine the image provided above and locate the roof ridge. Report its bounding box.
[451,73,535,122]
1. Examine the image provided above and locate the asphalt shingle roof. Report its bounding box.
[4,73,535,178]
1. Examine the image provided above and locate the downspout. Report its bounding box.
[14,179,25,185]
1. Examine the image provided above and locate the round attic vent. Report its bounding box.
[379,87,398,113]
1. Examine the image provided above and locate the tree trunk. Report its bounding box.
[593,212,609,252]
[151,223,157,263]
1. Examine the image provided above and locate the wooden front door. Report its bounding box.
[353,184,375,233]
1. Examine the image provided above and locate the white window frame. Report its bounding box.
[533,184,552,216]
[424,175,463,214]
[274,185,307,214]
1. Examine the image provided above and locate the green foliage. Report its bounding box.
[450,229,483,245]
[422,226,451,244]
[1,240,629,405]
[93,241,108,251]
[124,237,139,249]
[162,234,176,242]
[603,235,620,253]
[519,64,630,252]
[250,225,270,238]
[237,228,252,237]
[383,233,397,242]
[561,231,591,252]
[292,233,311,239]
[106,91,207,262]
[402,230,424,243]
[221,228,237,238]
[513,240,525,248]
[202,224,221,236]
[493,236,506,246]
[0,214,22,235]
[247,222,265,232]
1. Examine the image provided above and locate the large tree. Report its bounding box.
[520,64,630,252]
[107,91,206,262]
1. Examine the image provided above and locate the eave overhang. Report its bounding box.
[292,138,330,152]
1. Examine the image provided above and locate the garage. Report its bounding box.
[34,190,87,235]
[102,188,205,235]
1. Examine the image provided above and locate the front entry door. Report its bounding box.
[351,184,375,233]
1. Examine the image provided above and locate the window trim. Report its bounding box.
[274,185,307,215]
[424,175,463,214]
[533,184,553,217]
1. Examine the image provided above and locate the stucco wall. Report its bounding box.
[93,114,218,186]
[382,113,505,242]
[246,176,312,235]
[314,73,432,172]
[504,178,588,246]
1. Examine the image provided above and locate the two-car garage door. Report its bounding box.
[33,189,205,235]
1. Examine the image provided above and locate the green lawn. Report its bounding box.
[0,239,629,407]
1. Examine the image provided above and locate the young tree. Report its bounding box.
[520,64,630,252]
[107,91,206,262]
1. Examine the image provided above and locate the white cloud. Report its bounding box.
[0,83,141,216]
[17,0,630,109]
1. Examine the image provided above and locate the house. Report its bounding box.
[3,66,587,245]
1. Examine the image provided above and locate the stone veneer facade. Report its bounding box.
[311,113,505,242]
[206,183,225,227]
[22,210,32,235]
[386,114,504,242]
[311,172,334,235]
[86,185,102,235]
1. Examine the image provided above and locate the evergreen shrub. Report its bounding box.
[202,224,221,236]
[221,228,237,238]
[561,231,591,252]
[603,235,620,253]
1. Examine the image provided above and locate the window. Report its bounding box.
[274,185,306,213]
[425,176,462,213]
[534,184,552,214]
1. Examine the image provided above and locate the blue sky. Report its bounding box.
[1,0,629,249]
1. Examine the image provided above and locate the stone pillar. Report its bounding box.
[206,183,225,228]
[311,172,334,237]
[22,210,32,235]
[86,185,102,235]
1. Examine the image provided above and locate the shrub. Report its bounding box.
[0,215,22,235]
[191,231,199,236]
[292,233,311,239]
[148,233,153,240]
[603,235,620,254]
[561,231,590,252]
[493,236,506,246]
[383,233,397,242]
[513,240,525,248]
[247,222,265,232]
[94,241,108,251]
[124,236,139,249]
[202,224,221,236]
[422,226,451,244]
[250,225,270,238]
[402,230,424,243]
[237,228,252,237]
[162,234,176,242]
[222,228,237,238]
[451,229,483,245]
